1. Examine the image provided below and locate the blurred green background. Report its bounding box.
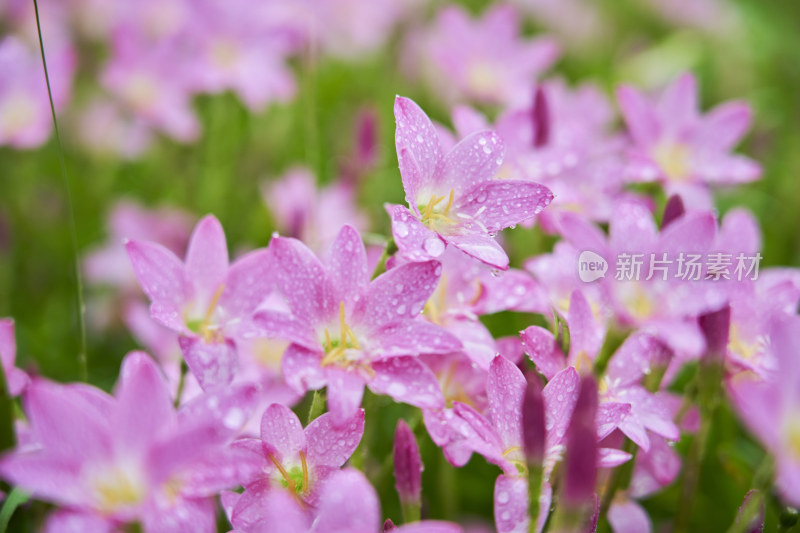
[1,0,800,530]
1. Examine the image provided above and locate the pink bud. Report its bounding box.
[532,86,550,148]
[522,371,546,465]
[699,304,731,362]
[662,194,686,229]
[562,376,598,508]
[383,518,398,532]
[393,419,422,506]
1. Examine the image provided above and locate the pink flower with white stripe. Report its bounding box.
[388,96,553,270]
[255,225,459,424]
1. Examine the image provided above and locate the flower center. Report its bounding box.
[269,451,310,505]
[320,302,374,376]
[653,141,691,181]
[784,418,800,460]
[186,284,226,343]
[91,465,145,512]
[418,189,457,231]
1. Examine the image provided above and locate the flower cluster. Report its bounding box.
[1,1,797,533]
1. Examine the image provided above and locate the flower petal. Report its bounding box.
[521,326,564,381]
[270,236,330,324]
[326,367,366,426]
[457,180,553,233]
[312,469,381,533]
[617,85,660,146]
[282,343,326,395]
[387,203,443,262]
[185,215,229,303]
[488,355,526,450]
[305,409,365,468]
[445,231,509,270]
[370,356,444,409]
[260,403,306,461]
[360,260,441,328]
[395,96,444,200]
[178,335,238,391]
[440,131,504,193]
[325,225,368,307]
[543,366,580,450]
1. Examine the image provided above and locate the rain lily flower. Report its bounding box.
[0,351,259,532]
[408,4,559,106]
[0,36,74,148]
[225,403,364,530]
[255,225,459,424]
[729,314,800,507]
[618,72,761,207]
[126,214,274,390]
[0,318,28,397]
[388,96,553,270]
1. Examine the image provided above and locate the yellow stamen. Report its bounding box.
[268,453,295,492]
[200,284,226,342]
[300,451,309,494]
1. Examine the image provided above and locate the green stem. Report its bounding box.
[174,359,188,408]
[33,0,88,381]
[401,501,421,524]
[371,240,398,279]
[307,389,326,424]
[527,465,544,533]
[0,488,29,533]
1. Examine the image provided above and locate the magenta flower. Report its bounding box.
[618,73,761,206]
[0,318,28,397]
[394,419,423,515]
[255,225,459,424]
[408,4,559,106]
[126,214,274,390]
[730,314,800,507]
[0,351,258,532]
[388,96,553,270]
[225,403,364,530]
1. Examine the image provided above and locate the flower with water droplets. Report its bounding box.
[255,224,460,424]
[388,96,553,270]
[126,214,274,390]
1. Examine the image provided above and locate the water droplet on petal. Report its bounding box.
[423,237,445,257]
[395,222,409,238]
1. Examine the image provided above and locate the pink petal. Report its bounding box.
[556,212,609,255]
[269,236,330,324]
[609,201,658,253]
[312,469,381,533]
[457,180,553,233]
[260,403,306,461]
[44,510,116,533]
[233,480,308,533]
[446,231,509,270]
[567,289,604,362]
[326,367,366,426]
[370,356,445,409]
[487,355,526,450]
[141,496,217,533]
[440,131,504,193]
[598,448,633,468]
[608,499,652,533]
[305,409,365,468]
[222,248,275,318]
[394,522,464,533]
[695,100,752,151]
[387,203,442,262]
[114,351,175,452]
[371,319,462,358]
[395,96,444,199]
[521,326,565,380]
[597,402,631,440]
[617,85,660,146]
[178,335,238,391]
[24,379,112,462]
[281,343,326,395]
[325,225,368,306]
[543,366,580,450]
[185,215,229,303]
[360,260,441,328]
[494,474,532,533]
[452,402,506,468]
[0,454,85,507]
[253,310,319,351]
[125,239,190,331]
[659,73,697,126]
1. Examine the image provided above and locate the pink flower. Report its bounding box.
[0,318,28,397]
[0,36,74,148]
[388,96,553,270]
[618,73,761,206]
[409,5,559,106]
[0,351,258,532]
[225,404,364,530]
[394,419,423,510]
[126,214,274,390]
[255,225,459,424]
[730,314,800,507]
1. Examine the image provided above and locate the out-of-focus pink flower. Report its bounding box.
[509,0,607,47]
[408,5,559,106]
[388,96,553,270]
[0,36,74,148]
[0,318,29,397]
[126,215,274,390]
[394,419,423,509]
[76,99,154,158]
[0,351,259,532]
[730,314,800,507]
[264,167,369,252]
[618,73,761,207]
[255,225,459,424]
